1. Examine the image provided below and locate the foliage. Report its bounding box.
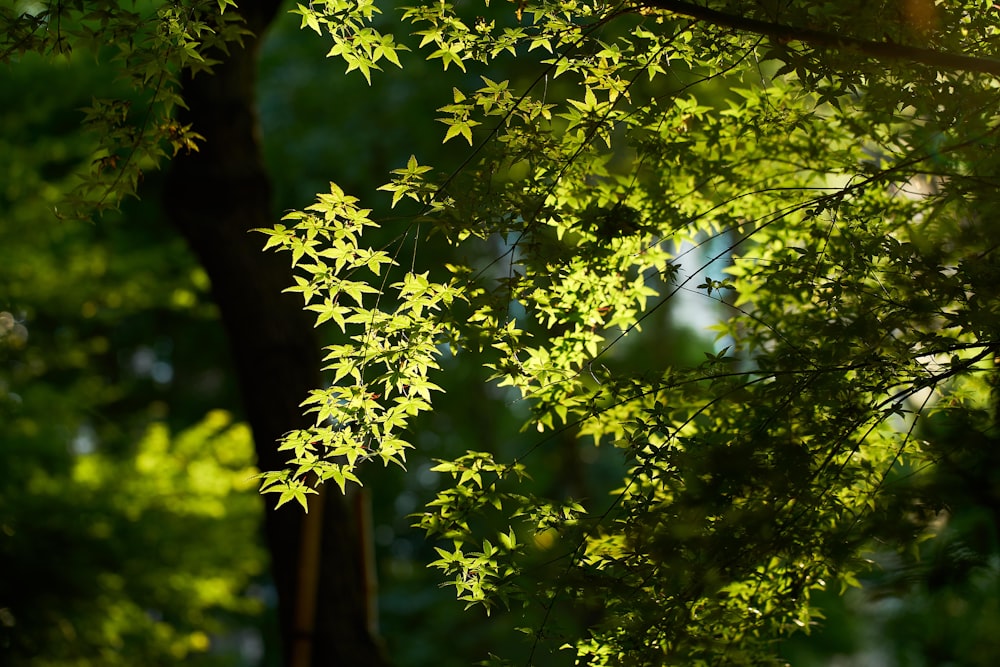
[0,0,247,218]
[259,0,1000,664]
[0,46,266,664]
[0,410,266,666]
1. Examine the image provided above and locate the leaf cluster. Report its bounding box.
[1,0,248,218]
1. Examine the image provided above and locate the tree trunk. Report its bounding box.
[162,2,387,665]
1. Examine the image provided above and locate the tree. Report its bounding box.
[159,1,389,662]
[6,0,1000,665]
[256,0,1000,665]
[2,1,384,665]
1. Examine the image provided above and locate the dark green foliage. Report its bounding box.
[0,46,264,665]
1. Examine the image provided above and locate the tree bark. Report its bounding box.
[162,2,387,665]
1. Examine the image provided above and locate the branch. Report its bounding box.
[640,0,1000,76]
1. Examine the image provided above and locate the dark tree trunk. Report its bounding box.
[162,2,388,665]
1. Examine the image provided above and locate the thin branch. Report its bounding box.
[640,0,1000,76]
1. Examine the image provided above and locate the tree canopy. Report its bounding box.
[5,0,1000,665]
